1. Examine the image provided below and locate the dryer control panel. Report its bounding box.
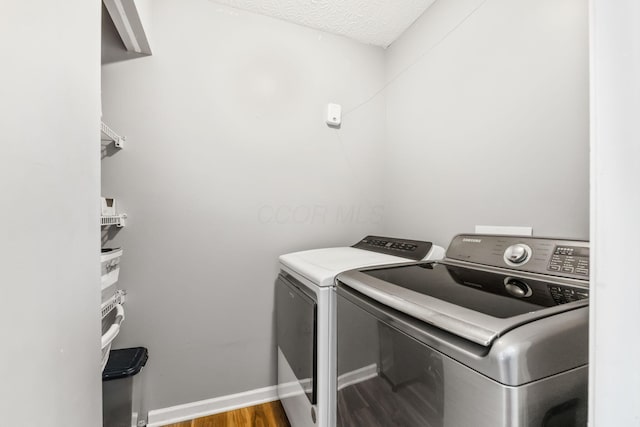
[446,234,589,280]
[353,235,433,261]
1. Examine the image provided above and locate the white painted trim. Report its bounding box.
[587,3,597,426]
[146,385,279,427]
[589,0,640,425]
[146,364,377,427]
[337,363,377,391]
[277,378,313,399]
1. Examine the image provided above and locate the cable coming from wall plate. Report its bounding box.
[331,0,490,209]
[342,0,490,118]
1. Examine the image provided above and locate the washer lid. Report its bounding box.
[279,247,416,287]
[337,262,589,346]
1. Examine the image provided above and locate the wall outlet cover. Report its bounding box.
[326,103,342,127]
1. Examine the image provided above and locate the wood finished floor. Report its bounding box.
[162,401,290,427]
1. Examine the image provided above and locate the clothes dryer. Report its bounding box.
[277,236,445,427]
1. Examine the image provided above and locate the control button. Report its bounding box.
[552,296,567,304]
[549,285,572,304]
[549,265,561,271]
[561,266,575,273]
[504,278,532,298]
[548,285,589,304]
[576,268,589,275]
[504,244,532,265]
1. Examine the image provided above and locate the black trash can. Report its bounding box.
[102,347,148,427]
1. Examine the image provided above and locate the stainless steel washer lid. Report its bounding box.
[337,261,588,347]
[337,281,589,385]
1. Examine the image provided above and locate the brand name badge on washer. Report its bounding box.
[462,238,482,243]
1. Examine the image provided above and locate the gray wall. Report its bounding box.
[382,0,589,247]
[101,0,589,414]
[0,1,102,426]
[101,0,386,410]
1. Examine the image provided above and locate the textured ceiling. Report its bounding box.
[209,0,437,48]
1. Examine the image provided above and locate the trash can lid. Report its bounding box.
[102,347,148,381]
[101,247,121,253]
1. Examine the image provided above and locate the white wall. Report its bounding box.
[590,1,640,425]
[0,2,102,426]
[101,0,386,411]
[382,0,589,246]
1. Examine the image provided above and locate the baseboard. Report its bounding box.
[277,378,313,399]
[146,385,279,427]
[337,363,377,390]
[146,364,377,426]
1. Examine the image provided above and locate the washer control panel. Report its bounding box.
[353,235,433,261]
[548,245,590,277]
[549,285,589,304]
[504,244,532,266]
[446,234,589,280]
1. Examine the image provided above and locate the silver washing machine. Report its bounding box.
[336,234,589,427]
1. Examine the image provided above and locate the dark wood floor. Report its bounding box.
[162,401,290,427]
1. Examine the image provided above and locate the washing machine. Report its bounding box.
[335,234,590,426]
[276,236,445,427]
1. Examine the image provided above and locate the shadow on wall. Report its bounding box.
[101,141,122,160]
[102,226,122,248]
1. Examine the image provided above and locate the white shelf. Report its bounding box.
[103,0,152,55]
[101,121,125,149]
[102,289,126,320]
[101,214,127,228]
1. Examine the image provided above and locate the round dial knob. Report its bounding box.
[504,278,532,298]
[504,244,532,265]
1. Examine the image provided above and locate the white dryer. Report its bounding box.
[276,236,445,427]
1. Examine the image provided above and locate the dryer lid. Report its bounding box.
[279,247,415,287]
